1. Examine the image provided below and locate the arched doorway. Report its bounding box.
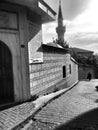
[0,41,14,105]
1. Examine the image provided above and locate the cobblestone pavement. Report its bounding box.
[22,120,57,130]
[30,80,98,130]
[0,102,35,130]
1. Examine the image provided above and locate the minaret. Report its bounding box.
[56,0,66,47]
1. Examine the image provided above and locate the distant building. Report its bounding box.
[0,0,56,106]
[29,1,78,96]
[70,47,94,58]
[70,47,98,80]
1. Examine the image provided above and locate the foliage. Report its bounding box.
[53,38,69,48]
[72,53,98,66]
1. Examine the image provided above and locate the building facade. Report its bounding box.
[29,1,78,96]
[78,64,95,80]
[30,45,78,96]
[70,47,94,58]
[70,47,98,80]
[0,0,56,106]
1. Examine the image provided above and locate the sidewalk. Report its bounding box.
[0,81,78,130]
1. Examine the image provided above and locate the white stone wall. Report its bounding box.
[28,16,78,96]
[30,50,78,96]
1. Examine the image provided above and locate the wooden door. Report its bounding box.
[0,41,14,105]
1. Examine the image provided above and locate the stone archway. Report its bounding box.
[0,41,14,105]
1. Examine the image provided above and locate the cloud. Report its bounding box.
[44,0,90,20]
[42,0,98,53]
[62,0,90,20]
[42,22,57,34]
[66,32,98,53]
[74,0,98,24]
[42,22,57,43]
[84,43,98,53]
[42,20,98,53]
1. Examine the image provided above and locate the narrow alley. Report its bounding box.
[27,80,98,130]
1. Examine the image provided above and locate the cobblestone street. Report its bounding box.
[29,80,98,130]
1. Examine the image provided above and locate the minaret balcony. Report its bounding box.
[56,26,66,33]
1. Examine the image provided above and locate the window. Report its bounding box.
[63,66,66,78]
[69,64,71,74]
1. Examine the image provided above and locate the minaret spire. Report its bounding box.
[59,0,61,4]
[56,0,66,47]
[58,0,63,22]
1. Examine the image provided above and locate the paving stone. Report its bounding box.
[0,80,98,130]
[33,80,98,130]
[0,102,35,130]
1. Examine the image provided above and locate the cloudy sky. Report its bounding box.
[42,0,98,53]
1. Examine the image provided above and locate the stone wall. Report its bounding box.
[78,64,96,80]
[28,16,78,97]
[29,45,78,96]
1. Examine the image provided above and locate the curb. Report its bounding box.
[39,80,79,108]
[12,80,79,130]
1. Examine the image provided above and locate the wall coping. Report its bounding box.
[42,44,71,54]
[71,57,78,64]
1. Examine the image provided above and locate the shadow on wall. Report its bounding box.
[54,108,98,130]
